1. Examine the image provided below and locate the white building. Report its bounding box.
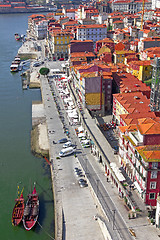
[111,0,152,14]
[62,8,76,20]
[152,0,160,8]
[35,20,48,40]
[76,24,107,48]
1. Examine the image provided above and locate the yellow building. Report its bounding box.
[127,60,153,82]
[113,50,135,64]
[50,31,70,60]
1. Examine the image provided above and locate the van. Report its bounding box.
[59,147,75,157]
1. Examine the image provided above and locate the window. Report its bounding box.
[152,162,158,169]
[151,171,157,179]
[149,193,155,199]
[150,182,156,189]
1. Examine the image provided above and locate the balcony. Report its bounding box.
[126,152,133,165]
[135,167,146,182]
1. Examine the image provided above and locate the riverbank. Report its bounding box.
[31,122,49,158]
[0,7,55,14]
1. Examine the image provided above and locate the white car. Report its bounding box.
[80,139,90,148]
[63,141,72,148]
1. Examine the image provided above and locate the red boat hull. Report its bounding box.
[23,186,39,231]
[12,196,24,226]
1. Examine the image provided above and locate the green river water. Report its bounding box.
[0,13,54,239]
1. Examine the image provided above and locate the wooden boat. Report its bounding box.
[12,190,24,226]
[23,185,39,231]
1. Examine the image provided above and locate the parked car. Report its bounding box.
[58,138,68,144]
[74,167,79,172]
[81,139,90,148]
[63,141,72,148]
[75,170,83,177]
[79,182,88,188]
[33,61,41,67]
[59,58,64,61]
[78,179,87,184]
[59,146,75,157]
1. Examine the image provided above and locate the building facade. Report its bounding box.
[50,31,70,60]
[76,24,107,48]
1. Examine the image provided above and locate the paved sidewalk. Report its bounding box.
[40,76,105,240]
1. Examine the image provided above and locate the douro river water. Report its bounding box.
[0,13,54,239]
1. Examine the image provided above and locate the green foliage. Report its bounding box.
[144,78,152,87]
[39,67,49,76]
[107,25,112,31]
[136,208,141,212]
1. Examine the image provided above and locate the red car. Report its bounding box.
[59,58,64,61]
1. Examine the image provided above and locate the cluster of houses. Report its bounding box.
[27,3,160,221]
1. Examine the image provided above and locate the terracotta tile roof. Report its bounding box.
[114,42,125,51]
[114,50,135,54]
[113,20,123,24]
[120,112,159,126]
[114,92,150,114]
[138,120,160,135]
[77,24,107,29]
[136,145,160,162]
[118,124,137,133]
[63,20,78,26]
[85,9,99,13]
[142,37,160,42]
[66,9,77,12]
[113,72,150,93]
[70,40,93,43]
[128,60,153,68]
[71,52,95,58]
[28,14,45,19]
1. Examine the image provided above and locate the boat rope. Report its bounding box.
[36,182,53,201]
[37,221,55,240]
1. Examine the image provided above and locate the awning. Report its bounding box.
[110,163,125,182]
[78,133,86,138]
[134,181,143,193]
[78,126,84,132]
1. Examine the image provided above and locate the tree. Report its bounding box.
[39,67,49,76]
